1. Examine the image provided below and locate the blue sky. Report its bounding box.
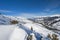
[0,0,60,17]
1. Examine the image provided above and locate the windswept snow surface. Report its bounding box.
[23,23,55,37]
[0,25,17,40]
[9,27,27,40]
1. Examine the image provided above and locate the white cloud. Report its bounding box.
[42,8,50,12]
[19,13,37,18]
[0,10,12,13]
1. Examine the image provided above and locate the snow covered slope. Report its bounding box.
[0,25,17,40]
[0,15,11,24]
[9,27,27,40]
[0,15,60,40]
[29,15,60,33]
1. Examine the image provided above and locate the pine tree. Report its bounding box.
[47,34,51,39]
[27,34,32,40]
[31,27,33,31]
[10,20,18,24]
[52,34,58,40]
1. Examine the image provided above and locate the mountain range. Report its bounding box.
[0,14,60,40]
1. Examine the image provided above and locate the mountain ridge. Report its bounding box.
[0,14,60,40]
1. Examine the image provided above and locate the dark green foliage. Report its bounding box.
[27,34,32,40]
[10,20,18,24]
[47,34,59,40]
[31,27,33,31]
[47,34,51,39]
[52,34,58,40]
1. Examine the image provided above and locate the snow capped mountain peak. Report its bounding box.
[50,14,60,17]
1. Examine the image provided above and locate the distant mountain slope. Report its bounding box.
[28,15,60,34]
[0,15,11,24]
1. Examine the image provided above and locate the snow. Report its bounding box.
[23,23,54,37]
[0,25,16,40]
[53,22,60,30]
[9,27,27,40]
[30,33,37,40]
[0,15,60,40]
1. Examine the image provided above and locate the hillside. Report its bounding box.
[0,14,60,40]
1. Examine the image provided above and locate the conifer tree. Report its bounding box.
[27,34,32,40]
[31,27,33,31]
[52,34,58,40]
[48,34,51,39]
